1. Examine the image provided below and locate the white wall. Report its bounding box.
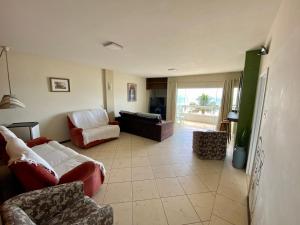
[175,71,241,88]
[0,52,103,141]
[113,71,148,116]
[251,0,300,224]
[0,52,149,141]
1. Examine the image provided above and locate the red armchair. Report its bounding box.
[67,108,120,149]
[67,118,119,149]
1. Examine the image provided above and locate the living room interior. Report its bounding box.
[0,0,299,225]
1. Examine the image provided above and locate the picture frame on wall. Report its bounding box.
[127,83,137,102]
[49,77,70,92]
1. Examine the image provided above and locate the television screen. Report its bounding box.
[149,97,166,119]
[150,97,165,107]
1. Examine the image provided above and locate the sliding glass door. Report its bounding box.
[176,88,223,129]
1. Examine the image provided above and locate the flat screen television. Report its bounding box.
[149,97,166,119]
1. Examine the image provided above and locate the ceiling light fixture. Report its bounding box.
[102,41,123,50]
[0,46,26,109]
[168,68,177,71]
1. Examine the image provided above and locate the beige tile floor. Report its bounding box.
[66,124,248,225]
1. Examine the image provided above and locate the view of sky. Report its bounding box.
[177,88,223,106]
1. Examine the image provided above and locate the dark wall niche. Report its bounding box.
[146,78,168,120]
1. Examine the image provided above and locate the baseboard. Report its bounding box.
[247,195,251,225]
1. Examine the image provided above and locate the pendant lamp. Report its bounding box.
[0,46,25,109]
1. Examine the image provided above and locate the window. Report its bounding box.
[232,87,239,111]
[176,88,223,125]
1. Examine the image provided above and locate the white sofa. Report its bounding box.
[67,108,120,148]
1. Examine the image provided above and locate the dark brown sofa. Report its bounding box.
[116,111,174,141]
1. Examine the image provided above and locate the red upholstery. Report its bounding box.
[67,117,118,149]
[0,133,9,163]
[108,121,119,125]
[9,162,59,191]
[0,133,104,196]
[59,161,104,197]
[26,137,50,147]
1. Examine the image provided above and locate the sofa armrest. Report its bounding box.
[108,121,119,125]
[80,204,113,225]
[70,127,83,136]
[69,127,84,148]
[26,137,51,148]
[59,161,97,183]
[1,204,36,225]
[156,120,174,141]
[9,161,59,192]
[2,182,84,224]
[59,161,103,197]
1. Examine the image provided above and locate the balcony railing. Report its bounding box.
[176,104,220,124]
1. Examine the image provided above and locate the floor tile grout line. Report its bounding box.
[209,166,223,222]
[176,176,202,223]
[106,176,220,194]
[210,214,236,225]
[159,195,171,225]
[210,168,249,225]
[215,192,248,207]
[81,131,247,225]
[103,188,219,205]
[145,161,170,225]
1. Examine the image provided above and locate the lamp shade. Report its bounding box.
[0,95,26,109]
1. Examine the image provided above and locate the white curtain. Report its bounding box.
[166,77,177,121]
[217,78,239,130]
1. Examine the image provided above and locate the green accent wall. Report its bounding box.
[235,50,261,150]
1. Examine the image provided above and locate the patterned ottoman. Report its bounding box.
[193,131,227,160]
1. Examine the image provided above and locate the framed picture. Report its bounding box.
[127,83,137,102]
[49,77,70,92]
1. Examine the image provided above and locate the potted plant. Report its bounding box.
[232,129,248,169]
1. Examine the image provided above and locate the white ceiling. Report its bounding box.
[0,0,281,77]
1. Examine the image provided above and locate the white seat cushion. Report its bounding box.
[82,125,120,145]
[53,154,100,177]
[32,141,106,178]
[31,141,78,168]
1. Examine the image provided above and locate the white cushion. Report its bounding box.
[0,126,17,141]
[82,125,120,145]
[5,137,25,163]
[53,154,101,178]
[31,141,78,168]
[6,138,58,179]
[68,108,109,129]
[32,141,106,178]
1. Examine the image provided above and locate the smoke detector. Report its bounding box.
[102,41,123,50]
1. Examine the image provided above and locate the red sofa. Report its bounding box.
[0,129,105,197]
[67,117,119,149]
[67,108,120,149]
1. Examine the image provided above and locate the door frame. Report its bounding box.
[246,68,269,175]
